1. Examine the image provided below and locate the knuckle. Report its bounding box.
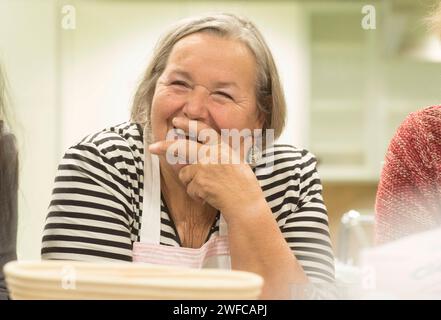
[178,169,186,181]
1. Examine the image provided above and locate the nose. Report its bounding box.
[182,85,209,121]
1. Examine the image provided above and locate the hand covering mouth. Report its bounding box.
[171,126,198,142]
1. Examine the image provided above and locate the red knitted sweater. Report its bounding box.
[375,105,441,244]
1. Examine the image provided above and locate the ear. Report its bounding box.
[255,95,271,130]
[256,111,265,130]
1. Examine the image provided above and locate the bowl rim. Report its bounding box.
[4,260,264,290]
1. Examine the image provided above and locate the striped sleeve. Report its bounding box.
[281,150,335,283]
[41,129,141,262]
[256,145,335,283]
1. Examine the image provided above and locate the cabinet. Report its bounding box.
[304,1,441,182]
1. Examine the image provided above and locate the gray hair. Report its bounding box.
[131,12,286,141]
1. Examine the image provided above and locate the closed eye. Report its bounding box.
[214,91,234,100]
[171,80,190,88]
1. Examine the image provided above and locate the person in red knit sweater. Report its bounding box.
[375,106,441,244]
[375,3,441,245]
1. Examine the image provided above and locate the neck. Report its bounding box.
[159,157,216,224]
[159,158,218,248]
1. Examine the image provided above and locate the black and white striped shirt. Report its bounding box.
[41,122,335,283]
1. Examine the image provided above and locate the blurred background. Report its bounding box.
[0,0,440,264]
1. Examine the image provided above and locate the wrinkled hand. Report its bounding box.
[148,117,266,221]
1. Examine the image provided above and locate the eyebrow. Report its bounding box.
[169,70,192,80]
[214,81,239,90]
[169,69,239,89]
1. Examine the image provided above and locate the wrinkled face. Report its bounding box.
[150,32,263,172]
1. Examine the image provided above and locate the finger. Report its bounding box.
[149,139,201,164]
[172,117,220,144]
[186,178,205,203]
[223,135,255,165]
[178,164,198,186]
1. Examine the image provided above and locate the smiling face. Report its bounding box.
[150,32,264,171]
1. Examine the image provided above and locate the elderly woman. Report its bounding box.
[42,13,334,299]
[375,3,441,245]
[0,64,18,300]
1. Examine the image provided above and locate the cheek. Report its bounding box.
[152,90,183,119]
[208,111,231,130]
[151,90,184,138]
[208,105,259,131]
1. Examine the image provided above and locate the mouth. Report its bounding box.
[171,126,198,142]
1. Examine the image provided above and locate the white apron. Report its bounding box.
[132,147,231,269]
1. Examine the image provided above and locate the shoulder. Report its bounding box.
[0,120,18,173]
[408,105,441,121]
[0,120,16,151]
[395,105,441,141]
[254,144,319,179]
[66,122,144,167]
[254,144,322,205]
[59,122,145,195]
[75,122,143,153]
[388,105,441,165]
